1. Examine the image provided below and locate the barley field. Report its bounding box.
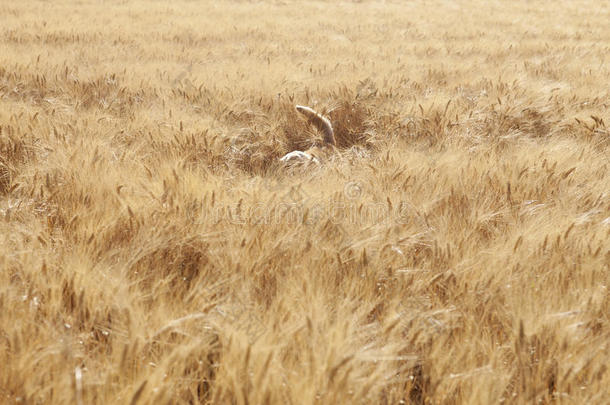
[0,0,609,404]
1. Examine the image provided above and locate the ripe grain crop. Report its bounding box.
[0,0,608,404]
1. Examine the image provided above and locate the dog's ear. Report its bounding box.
[295,105,335,146]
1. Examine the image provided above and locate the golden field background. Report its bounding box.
[1,0,609,403]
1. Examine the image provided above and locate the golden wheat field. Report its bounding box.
[0,0,609,404]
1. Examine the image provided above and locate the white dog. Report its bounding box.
[280,105,336,164]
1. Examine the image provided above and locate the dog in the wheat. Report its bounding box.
[280,105,336,164]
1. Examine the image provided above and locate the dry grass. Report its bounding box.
[1,0,609,404]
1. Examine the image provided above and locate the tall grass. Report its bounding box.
[0,0,608,403]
